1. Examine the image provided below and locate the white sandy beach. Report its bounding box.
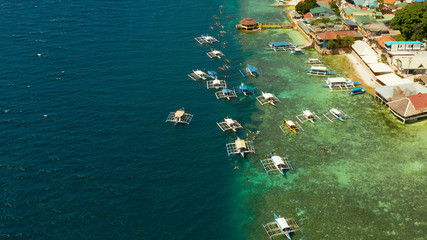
[345,53,379,89]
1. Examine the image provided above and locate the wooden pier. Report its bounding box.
[259,23,293,29]
[236,22,293,31]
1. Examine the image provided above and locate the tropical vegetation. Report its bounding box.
[390,2,427,41]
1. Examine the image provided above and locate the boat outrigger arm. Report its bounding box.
[262,213,302,240]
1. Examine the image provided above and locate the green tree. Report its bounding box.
[330,2,341,16]
[326,40,338,49]
[296,0,318,14]
[342,36,355,46]
[394,34,406,41]
[390,3,427,41]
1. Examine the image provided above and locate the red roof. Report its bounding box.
[316,31,359,40]
[408,93,427,110]
[240,18,257,25]
[377,35,395,48]
[303,12,313,19]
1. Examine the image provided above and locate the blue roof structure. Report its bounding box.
[369,2,378,7]
[241,85,249,91]
[272,42,289,47]
[343,19,358,27]
[385,41,424,47]
[413,0,425,2]
[223,89,231,94]
[248,66,256,72]
[352,87,364,91]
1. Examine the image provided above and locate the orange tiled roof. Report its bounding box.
[316,31,359,40]
[408,93,427,110]
[383,0,396,4]
[377,35,396,47]
[303,12,314,19]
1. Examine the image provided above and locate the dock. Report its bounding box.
[236,22,293,31]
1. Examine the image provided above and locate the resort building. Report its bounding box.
[375,82,427,103]
[392,55,427,75]
[376,35,396,49]
[384,41,425,52]
[361,23,390,37]
[387,93,427,123]
[310,7,335,18]
[237,18,260,32]
[315,30,362,49]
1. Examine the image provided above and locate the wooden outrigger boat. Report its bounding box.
[226,137,255,157]
[262,213,302,240]
[207,49,225,59]
[207,79,227,90]
[234,83,255,96]
[260,153,293,175]
[269,41,296,52]
[257,91,280,106]
[195,34,219,45]
[215,88,237,100]
[280,119,303,134]
[217,118,243,132]
[296,110,321,124]
[306,66,334,76]
[165,108,193,125]
[323,108,350,122]
[188,69,209,81]
[306,58,323,65]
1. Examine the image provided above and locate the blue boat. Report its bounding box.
[234,83,255,96]
[207,70,218,79]
[269,41,296,52]
[350,87,366,95]
[246,64,261,77]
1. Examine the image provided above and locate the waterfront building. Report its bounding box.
[315,30,362,49]
[384,41,425,51]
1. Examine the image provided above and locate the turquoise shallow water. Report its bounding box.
[1,0,426,239]
[234,1,427,239]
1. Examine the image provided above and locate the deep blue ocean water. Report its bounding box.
[0,0,251,239]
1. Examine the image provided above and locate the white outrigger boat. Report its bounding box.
[306,58,323,65]
[256,92,280,106]
[207,49,225,59]
[165,108,193,125]
[260,153,293,175]
[217,118,243,132]
[188,69,209,81]
[215,88,237,100]
[306,66,334,76]
[226,137,255,157]
[322,77,360,91]
[291,48,304,54]
[195,34,219,45]
[206,78,227,89]
[262,213,302,240]
[323,108,350,122]
[296,110,321,124]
